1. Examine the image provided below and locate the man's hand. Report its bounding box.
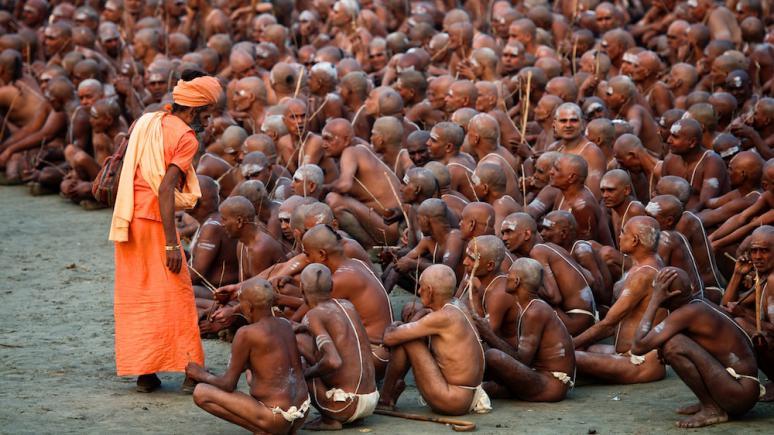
[395,256,416,273]
[185,362,207,382]
[733,254,754,276]
[211,304,236,322]
[270,275,294,292]
[651,268,680,306]
[214,283,240,301]
[166,247,182,273]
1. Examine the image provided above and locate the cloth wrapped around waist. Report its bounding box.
[269,396,311,422]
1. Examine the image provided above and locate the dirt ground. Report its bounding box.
[1,184,772,434]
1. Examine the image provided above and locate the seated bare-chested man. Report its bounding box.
[61,98,127,207]
[471,162,522,235]
[186,277,310,434]
[574,216,666,384]
[220,196,286,281]
[231,180,284,245]
[550,154,615,246]
[300,225,392,378]
[613,133,664,203]
[188,176,239,317]
[722,226,774,401]
[541,211,614,310]
[500,212,597,335]
[322,118,402,248]
[457,235,517,345]
[698,151,764,230]
[295,263,379,430]
[645,195,709,300]
[524,152,562,221]
[631,267,761,428]
[546,103,606,199]
[0,76,72,190]
[427,121,478,201]
[379,264,492,415]
[711,160,774,250]
[391,198,465,286]
[662,118,729,212]
[474,258,576,402]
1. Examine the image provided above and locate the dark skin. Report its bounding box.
[698,152,763,229]
[378,266,486,415]
[662,123,729,212]
[296,284,377,430]
[187,281,309,434]
[474,261,576,402]
[459,244,517,346]
[631,268,759,428]
[574,218,667,384]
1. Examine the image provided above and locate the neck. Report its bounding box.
[561,135,585,149]
[475,141,497,157]
[249,306,273,322]
[326,253,346,270]
[517,290,539,307]
[485,189,503,203]
[479,271,501,289]
[431,223,451,243]
[637,148,659,175]
[562,183,584,197]
[612,197,632,215]
[238,223,258,244]
[737,183,759,196]
[683,146,706,163]
[194,208,218,224]
[518,237,536,256]
[630,248,658,266]
[248,104,265,121]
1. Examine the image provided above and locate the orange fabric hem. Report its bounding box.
[114,217,204,376]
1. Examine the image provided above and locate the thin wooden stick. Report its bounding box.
[521,163,527,207]
[385,171,411,229]
[190,266,217,293]
[723,252,737,262]
[354,176,387,210]
[293,67,304,98]
[594,49,601,78]
[571,37,578,76]
[755,273,763,333]
[520,71,532,145]
[374,409,476,432]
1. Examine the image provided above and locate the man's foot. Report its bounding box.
[180,376,196,394]
[760,382,774,402]
[377,379,404,410]
[675,403,701,415]
[675,407,728,428]
[303,416,343,431]
[80,199,106,210]
[136,374,161,393]
[29,182,55,196]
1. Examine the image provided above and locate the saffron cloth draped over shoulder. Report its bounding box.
[109,111,201,242]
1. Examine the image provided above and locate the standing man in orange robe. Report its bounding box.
[109,70,223,393]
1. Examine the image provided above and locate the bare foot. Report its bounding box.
[304,416,343,431]
[675,403,701,415]
[676,407,728,428]
[136,373,161,393]
[377,379,405,410]
[760,382,774,402]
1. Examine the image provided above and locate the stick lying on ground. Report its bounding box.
[374,409,476,432]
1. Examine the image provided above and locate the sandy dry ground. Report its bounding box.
[1,185,772,434]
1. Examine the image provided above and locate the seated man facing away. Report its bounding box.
[474,258,576,402]
[574,216,667,384]
[631,267,761,428]
[379,264,492,416]
[186,277,310,434]
[295,264,379,430]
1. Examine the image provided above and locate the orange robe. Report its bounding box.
[113,114,204,376]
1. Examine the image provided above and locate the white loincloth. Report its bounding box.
[340,390,379,423]
[566,308,600,323]
[267,396,311,422]
[551,371,575,387]
[726,367,766,399]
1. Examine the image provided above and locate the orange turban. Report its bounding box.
[172,76,223,107]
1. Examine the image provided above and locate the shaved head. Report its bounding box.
[468,235,506,269]
[655,176,691,204]
[239,276,275,309]
[510,257,543,292]
[220,195,256,221]
[300,263,333,296]
[420,264,457,299]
